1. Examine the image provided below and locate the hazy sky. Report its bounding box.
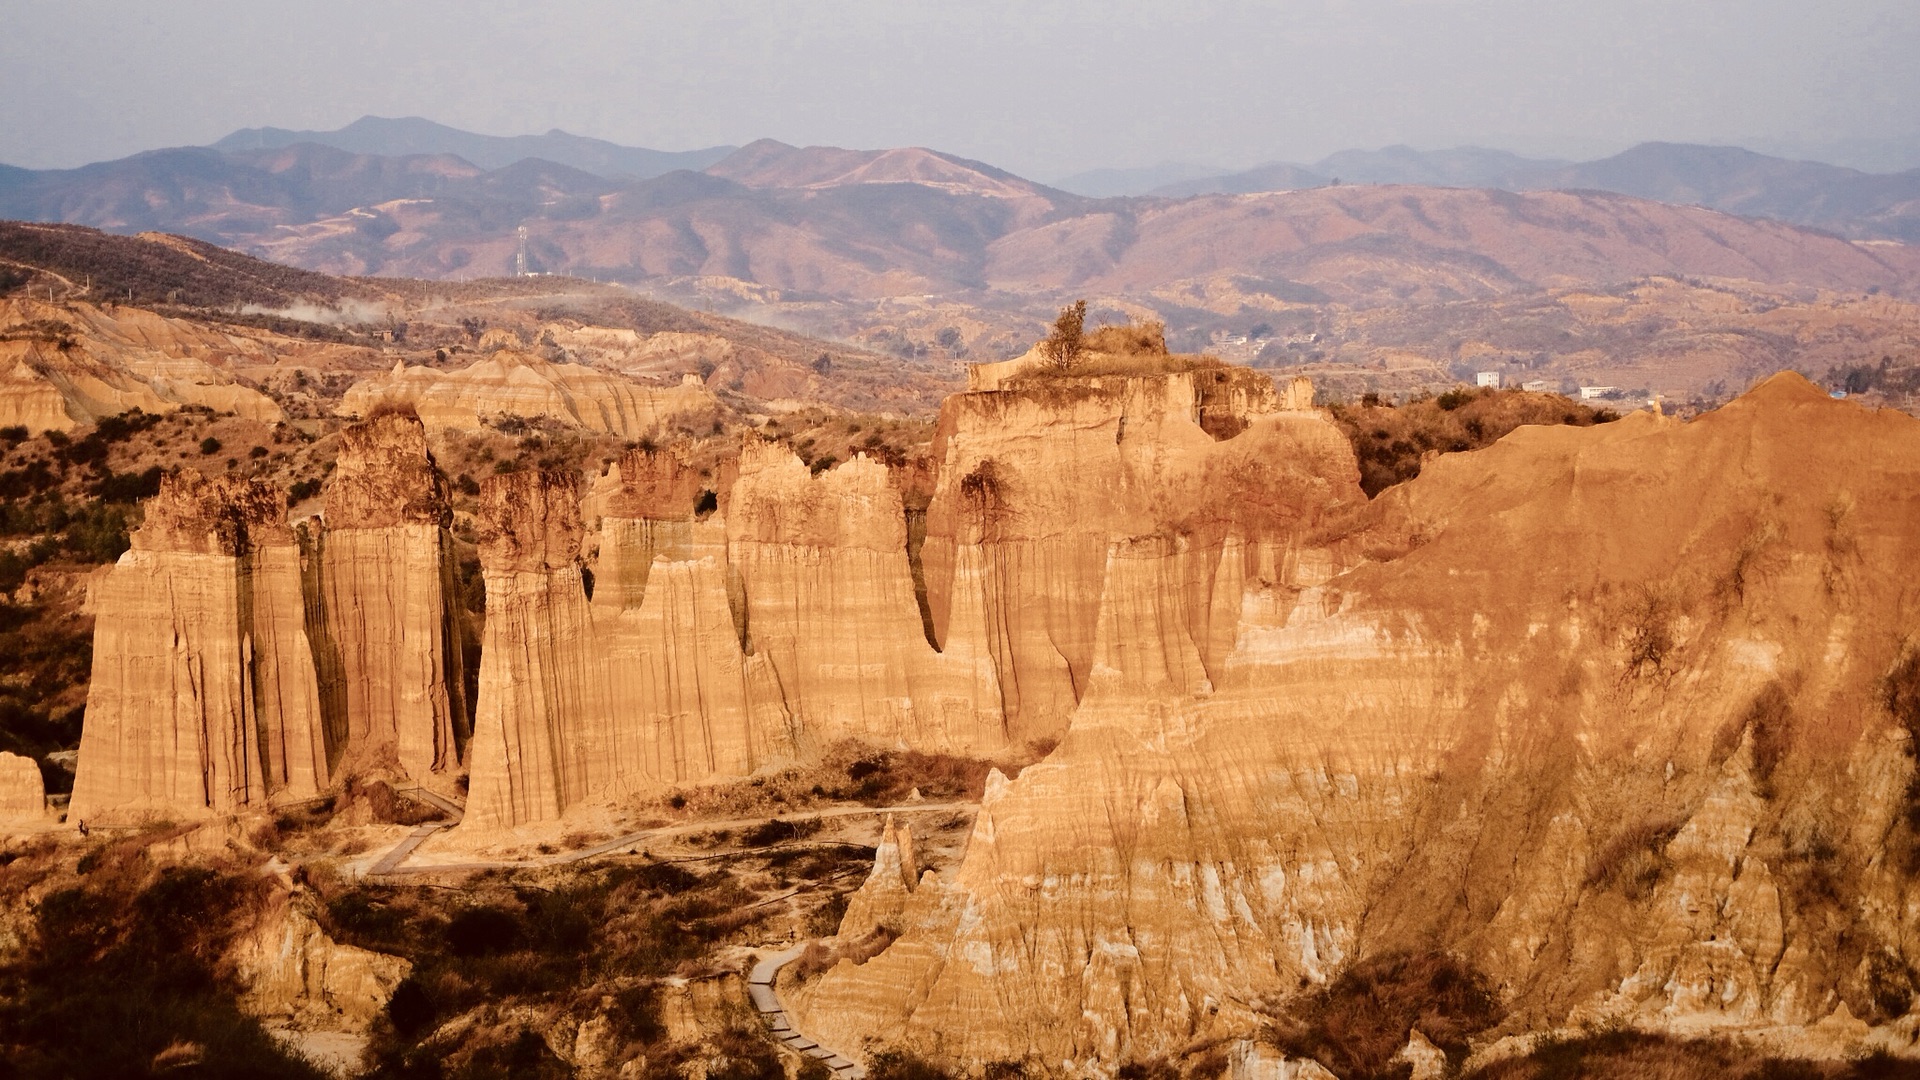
[4,0,1918,177]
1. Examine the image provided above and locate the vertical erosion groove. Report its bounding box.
[905,505,938,651]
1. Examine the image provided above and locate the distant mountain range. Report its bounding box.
[3,118,1919,370]
[1054,142,1920,244]
[210,115,734,180]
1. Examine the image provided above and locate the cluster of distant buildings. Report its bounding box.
[1475,370,1627,400]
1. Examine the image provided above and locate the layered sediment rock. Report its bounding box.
[464,469,620,830]
[728,442,1005,752]
[466,449,788,828]
[317,412,469,786]
[340,349,718,437]
[589,447,710,611]
[235,886,412,1053]
[0,299,283,432]
[794,374,1920,1068]
[920,365,1349,744]
[458,369,1343,828]
[69,472,325,824]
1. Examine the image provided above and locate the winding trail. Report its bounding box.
[751,946,864,1077]
[360,797,973,1073]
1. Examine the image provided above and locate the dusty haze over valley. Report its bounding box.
[3,5,1920,1080]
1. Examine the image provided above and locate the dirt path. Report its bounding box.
[358,796,962,1073]
[751,945,864,1077]
[365,800,977,878]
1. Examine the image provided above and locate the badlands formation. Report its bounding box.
[0,298,283,431]
[52,342,1920,1070]
[339,348,720,437]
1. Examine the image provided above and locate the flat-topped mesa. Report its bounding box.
[70,471,326,825]
[317,411,468,787]
[919,363,1356,743]
[727,441,1006,753]
[464,468,625,830]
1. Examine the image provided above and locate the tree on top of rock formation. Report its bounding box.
[1040,299,1086,372]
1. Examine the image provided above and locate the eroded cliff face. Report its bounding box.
[465,449,786,829]
[69,471,326,824]
[318,412,469,787]
[0,751,48,823]
[792,373,1920,1071]
[840,815,922,940]
[727,441,1006,754]
[464,468,621,830]
[591,448,792,791]
[0,299,283,432]
[64,364,1362,834]
[920,366,1347,745]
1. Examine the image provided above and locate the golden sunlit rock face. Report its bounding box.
[56,363,1920,1068]
[0,751,48,823]
[69,471,325,823]
[794,373,1920,1068]
[318,412,470,789]
[0,299,284,433]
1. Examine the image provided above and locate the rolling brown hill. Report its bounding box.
[7,139,1920,403]
[194,166,1920,306]
[985,184,1920,301]
[12,140,1916,307]
[0,224,957,418]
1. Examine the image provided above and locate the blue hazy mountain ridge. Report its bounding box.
[1532,143,1920,241]
[1127,141,1920,242]
[211,115,735,181]
[1144,145,1569,197]
[1064,145,1566,197]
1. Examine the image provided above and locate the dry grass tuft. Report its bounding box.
[1466,1028,1916,1080]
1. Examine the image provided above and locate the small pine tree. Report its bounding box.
[1041,300,1087,372]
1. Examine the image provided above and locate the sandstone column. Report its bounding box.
[591,446,790,789]
[70,472,314,824]
[463,468,619,829]
[318,412,468,787]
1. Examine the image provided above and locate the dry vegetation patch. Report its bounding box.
[0,841,328,1079]
[1467,1029,1920,1080]
[1329,387,1614,496]
[1262,951,1503,1080]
